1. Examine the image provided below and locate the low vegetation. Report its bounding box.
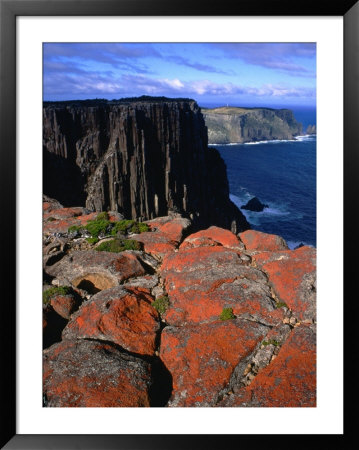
[43,286,73,305]
[262,339,280,347]
[152,295,170,316]
[67,214,149,242]
[275,301,288,309]
[95,238,142,253]
[219,307,235,321]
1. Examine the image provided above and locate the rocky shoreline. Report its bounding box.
[43,197,316,407]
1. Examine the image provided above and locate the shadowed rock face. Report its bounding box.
[43,99,249,233]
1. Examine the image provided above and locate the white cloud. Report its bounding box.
[162,78,184,89]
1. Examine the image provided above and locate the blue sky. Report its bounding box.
[43,43,316,107]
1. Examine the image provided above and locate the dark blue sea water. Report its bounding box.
[212,108,316,249]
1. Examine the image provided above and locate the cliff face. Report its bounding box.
[202,106,302,144]
[43,99,249,233]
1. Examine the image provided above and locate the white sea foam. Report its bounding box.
[208,142,241,146]
[244,139,295,145]
[230,193,292,227]
[209,135,316,146]
[294,134,316,141]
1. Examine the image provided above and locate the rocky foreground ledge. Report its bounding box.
[43,197,316,407]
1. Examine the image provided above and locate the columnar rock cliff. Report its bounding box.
[202,106,302,144]
[43,98,249,232]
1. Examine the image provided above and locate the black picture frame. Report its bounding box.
[1,0,356,448]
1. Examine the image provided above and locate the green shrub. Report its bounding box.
[110,219,135,235]
[110,219,149,235]
[95,238,142,253]
[262,339,280,347]
[86,237,99,244]
[96,211,109,221]
[152,295,170,316]
[219,307,235,321]
[130,222,149,234]
[275,302,288,309]
[68,225,84,234]
[43,286,72,305]
[85,219,111,238]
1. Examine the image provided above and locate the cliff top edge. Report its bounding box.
[43,96,196,108]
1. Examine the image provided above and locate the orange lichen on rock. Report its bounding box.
[239,230,289,252]
[253,246,316,321]
[160,246,284,326]
[180,226,242,250]
[220,324,316,407]
[160,319,267,406]
[131,216,191,259]
[63,287,160,356]
[43,339,152,407]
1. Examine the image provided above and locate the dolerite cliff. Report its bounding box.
[43,199,316,408]
[202,106,302,144]
[43,98,249,233]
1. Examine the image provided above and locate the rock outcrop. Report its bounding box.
[43,97,249,233]
[202,106,302,144]
[306,124,316,135]
[241,196,268,212]
[43,201,316,408]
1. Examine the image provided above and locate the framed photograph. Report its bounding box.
[1,0,356,448]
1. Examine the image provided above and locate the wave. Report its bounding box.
[230,192,303,228]
[208,142,241,146]
[294,134,316,141]
[230,192,289,215]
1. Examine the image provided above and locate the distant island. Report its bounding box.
[202,106,302,144]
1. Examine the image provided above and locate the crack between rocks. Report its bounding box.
[215,323,296,406]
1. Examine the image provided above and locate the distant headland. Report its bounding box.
[202,106,302,144]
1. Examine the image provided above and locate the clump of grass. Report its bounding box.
[85,219,112,238]
[262,339,280,347]
[86,236,99,245]
[95,238,142,253]
[130,221,149,234]
[110,219,149,235]
[219,307,235,321]
[152,295,170,316]
[275,301,288,309]
[68,225,84,234]
[110,219,135,235]
[43,286,73,305]
[47,217,56,222]
[95,211,109,221]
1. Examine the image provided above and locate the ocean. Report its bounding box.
[209,107,316,249]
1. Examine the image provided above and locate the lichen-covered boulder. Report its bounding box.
[63,287,160,356]
[45,250,148,292]
[239,230,289,252]
[131,215,191,259]
[160,246,284,326]
[180,226,243,251]
[160,319,267,406]
[252,246,316,321]
[43,339,152,407]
